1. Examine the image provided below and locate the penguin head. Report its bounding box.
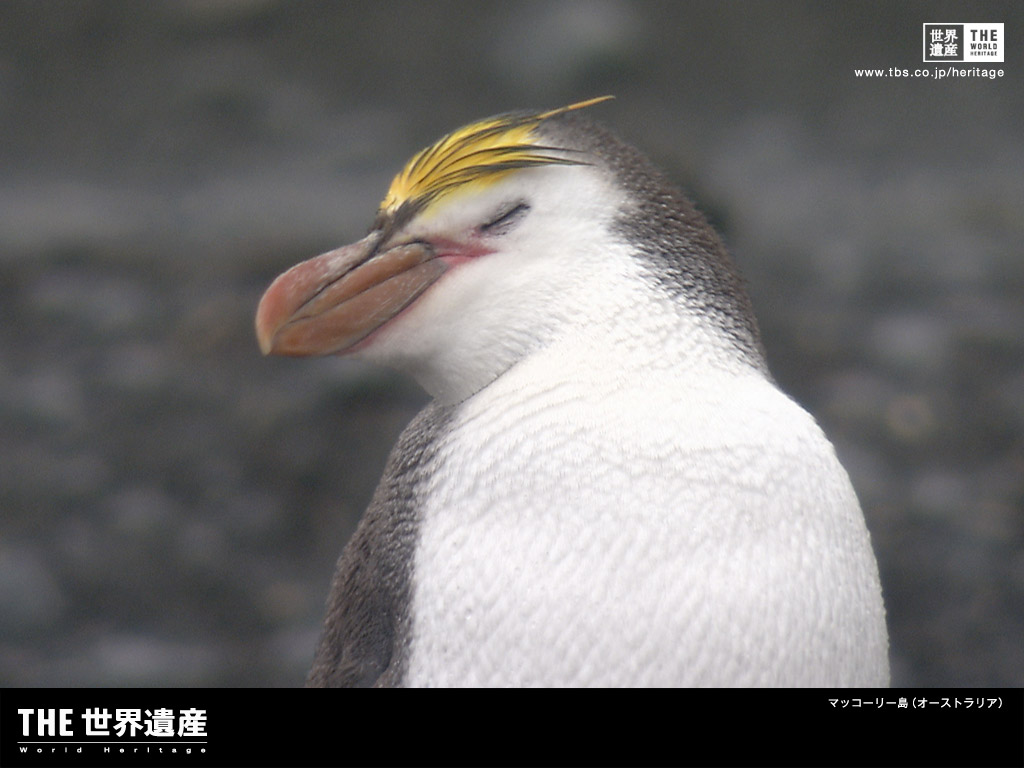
[255,98,763,402]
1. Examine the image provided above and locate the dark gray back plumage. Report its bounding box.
[306,403,452,687]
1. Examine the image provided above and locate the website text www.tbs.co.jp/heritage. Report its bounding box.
[854,66,1005,79]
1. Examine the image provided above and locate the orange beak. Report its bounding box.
[255,235,446,357]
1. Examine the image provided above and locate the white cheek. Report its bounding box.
[356,165,631,402]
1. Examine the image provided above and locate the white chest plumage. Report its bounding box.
[404,311,889,687]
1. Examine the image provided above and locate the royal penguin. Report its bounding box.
[255,97,889,687]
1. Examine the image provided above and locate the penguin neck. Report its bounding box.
[431,258,767,409]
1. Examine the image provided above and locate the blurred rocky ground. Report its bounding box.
[0,0,1021,686]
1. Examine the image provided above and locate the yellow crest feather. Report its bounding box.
[379,96,613,216]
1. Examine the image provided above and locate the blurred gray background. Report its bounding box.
[1,0,1021,687]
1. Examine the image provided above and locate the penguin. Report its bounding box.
[255,97,889,687]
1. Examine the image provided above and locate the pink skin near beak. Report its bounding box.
[255,234,447,357]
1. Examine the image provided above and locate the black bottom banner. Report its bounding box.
[2,688,1022,768]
